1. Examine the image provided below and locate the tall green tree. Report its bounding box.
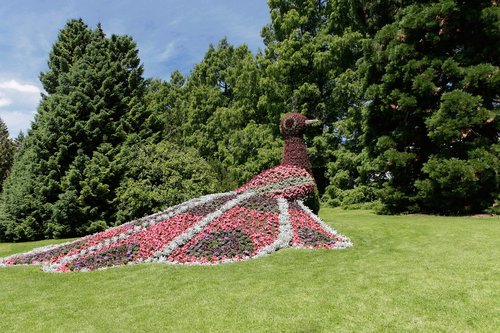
[0,117,14,191]
[320,0,422,208]
[1,20,148,240]
[260,0,369,197]
[358,0,499,214]
[0,142,45,240]
[179,39,282,190]
[1,20,97,240]
[39,18,93,94]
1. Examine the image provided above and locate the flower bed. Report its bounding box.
[0,189,351,272]
[3,239,87,265]
[0,113,352,272]
[289,202,341,248]
[236,165,311,193]
[1,186,351,272]
[168,200,281,264]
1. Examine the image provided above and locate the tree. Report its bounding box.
[177,39,282,190]
[358,1,499,214]
[141,73,188,145]
[13,131,25,151]
[114,141,219,224]
[260,0,370,197]
[1,20,147,240]
[39,18,93,94]
[0,117,14,191]
[260,0,498,214]
[0,145,45,240]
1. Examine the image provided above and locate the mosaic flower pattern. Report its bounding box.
[1,190,351,272]
[0,113,352,272]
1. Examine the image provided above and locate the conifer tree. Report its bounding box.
[40,18,93,94]
[13,131,25,151]
[358,1,499,214]
[0,117,14,191]
[1,20,147,240]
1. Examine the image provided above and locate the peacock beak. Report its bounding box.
[305,119,321,126]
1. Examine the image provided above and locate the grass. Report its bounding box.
[0,208,498,333]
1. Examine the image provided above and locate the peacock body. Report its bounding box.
[1,113,351,272]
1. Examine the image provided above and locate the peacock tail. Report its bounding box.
[0,114,352,272]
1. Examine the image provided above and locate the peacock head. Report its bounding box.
[279,113,320,137]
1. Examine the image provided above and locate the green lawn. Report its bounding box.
[0,209,498,332]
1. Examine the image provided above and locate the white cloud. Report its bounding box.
[0,80,41,94]
[0,79,42,138]
[0,94,12,108]
[157,41,178,62]
[0,110,36,137]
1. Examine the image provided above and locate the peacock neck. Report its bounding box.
[281,135,312,174]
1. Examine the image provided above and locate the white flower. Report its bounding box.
[255,198,293,258]
[296,200,353,248]
[149,191,255,262]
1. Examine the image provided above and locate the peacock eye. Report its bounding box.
[284,117,297,130]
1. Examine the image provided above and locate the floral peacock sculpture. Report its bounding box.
[0,113,351,272]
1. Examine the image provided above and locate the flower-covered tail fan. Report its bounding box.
[0,113,351,272]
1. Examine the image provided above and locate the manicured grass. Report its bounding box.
[0,209,498,332]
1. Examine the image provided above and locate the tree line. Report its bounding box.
[0,1,498,241]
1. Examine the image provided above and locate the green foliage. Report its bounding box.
[1,20,148,240]
[0,117,15,191]
[175,39,283,190]
[323,148,379,208]
[0,146,46,241]
[39,18,93,94]
[358,1,499,214]
[260,0,370,196]
[142,75,186,144]
[260,0,499,215]
[114,141,219,224]
[426,90,493,144]
[2,1,499,242]
[12,131,25,151]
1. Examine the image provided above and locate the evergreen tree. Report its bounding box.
[320,0,419,208]
[358,1,499,214]
[260,0,498,214]
[40,18,93,94]
[0,117,14,191]
[13,131,25,151]
[1,20,148,240]
[0,144,45,240]
[2,20,97,240]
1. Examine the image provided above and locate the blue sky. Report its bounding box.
[0,0,270,138]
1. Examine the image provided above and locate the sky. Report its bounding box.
[0,0,270,138]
